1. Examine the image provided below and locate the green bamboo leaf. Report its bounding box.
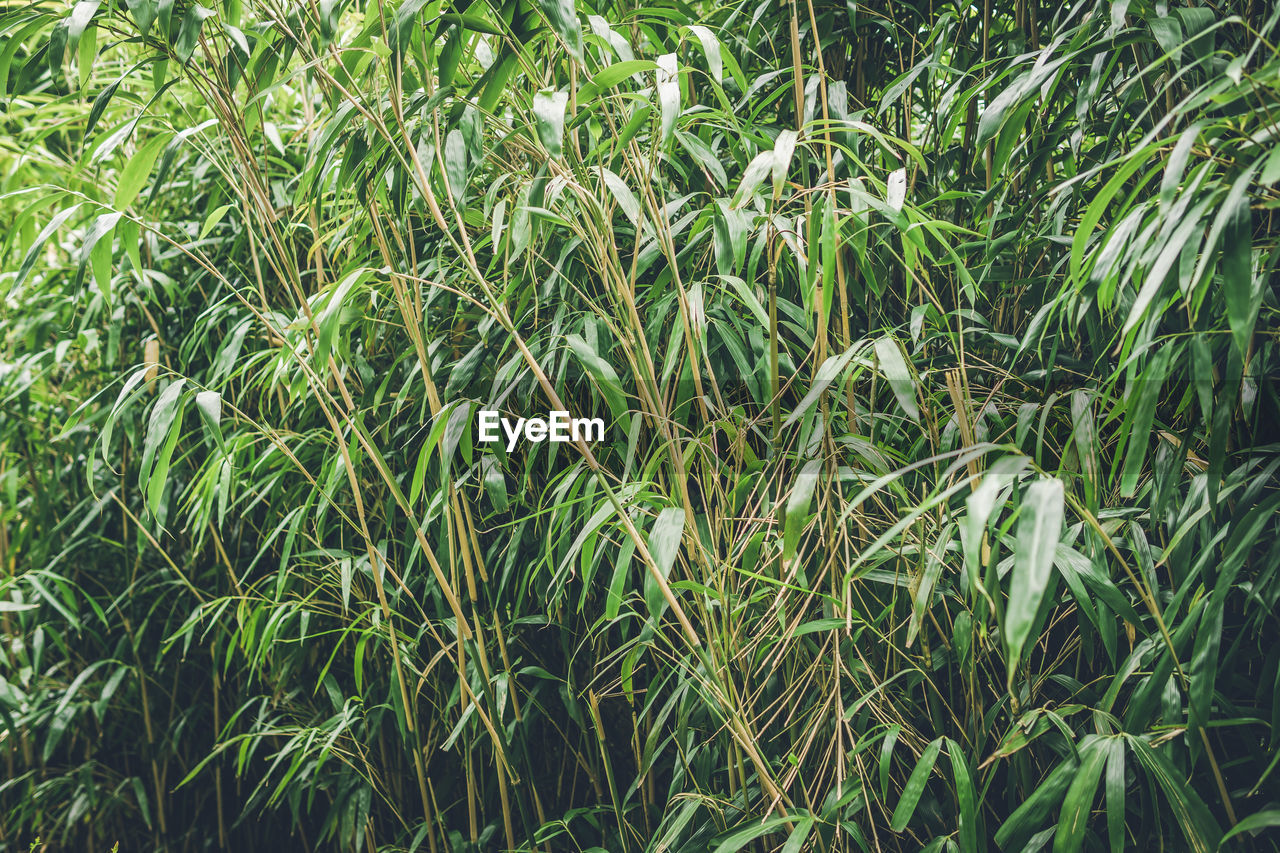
[125,0,157,37]
[907,524,952,648]
[964,455,1029,591]
[1219,810,1280,848]
[656,53,679,147]
[597,167,639,227]
[771,129,797,202]
[1105,737,1127,851]
[141,379,187,517]
[577,59,656,101]
[533,89,568,158]
[1070,141,1164,285]
[42,703,77,762]
[604,536,634,620]
[948,738,981,851]
[60,0,101,75]
[1126,736,1222,853]
[1055,737,1109,852]
[1070,390,1099,505]
[644,507,684,619]
[891,737,943,832]
[198,203,234,240]
[1160,123,1202,206]
[783,459,822,563]
[480,455,508,513]
[995,758,1079,849]
[684,25,722,84]
[648,507,683,577]
[886,168,906,211]
[194,389,225,456]
[313,269,366,367]
[0,601,37,613]
[873,336,919,422]
[442,128,467,203]
[73,211,122,295]
[779,817,814,853]
[1262,144,1280,186]
[731,150,774,208]
[565,333,627,424]
[712,199,748,277]
[783,345,858,432]
[534,0,583,61]
[12,204,84,293]
[1005,478,1064,684]
[76,23,96,88]
[1,21,43,101]
[116,132,170,208]
[880,725,902,800]
[975,51,1068,152]
[1222,186,1257,356]
[712,815,795,852]
[675,130,727,189]
[1189,590,1224,735]
[475,52,518,114]
[587,15,633,61]
[174,5,215,64]
[1119,343,1174,498]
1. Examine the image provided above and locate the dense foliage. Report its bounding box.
[2,0,1280,848]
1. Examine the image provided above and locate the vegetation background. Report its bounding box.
[1,0,1280,849]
